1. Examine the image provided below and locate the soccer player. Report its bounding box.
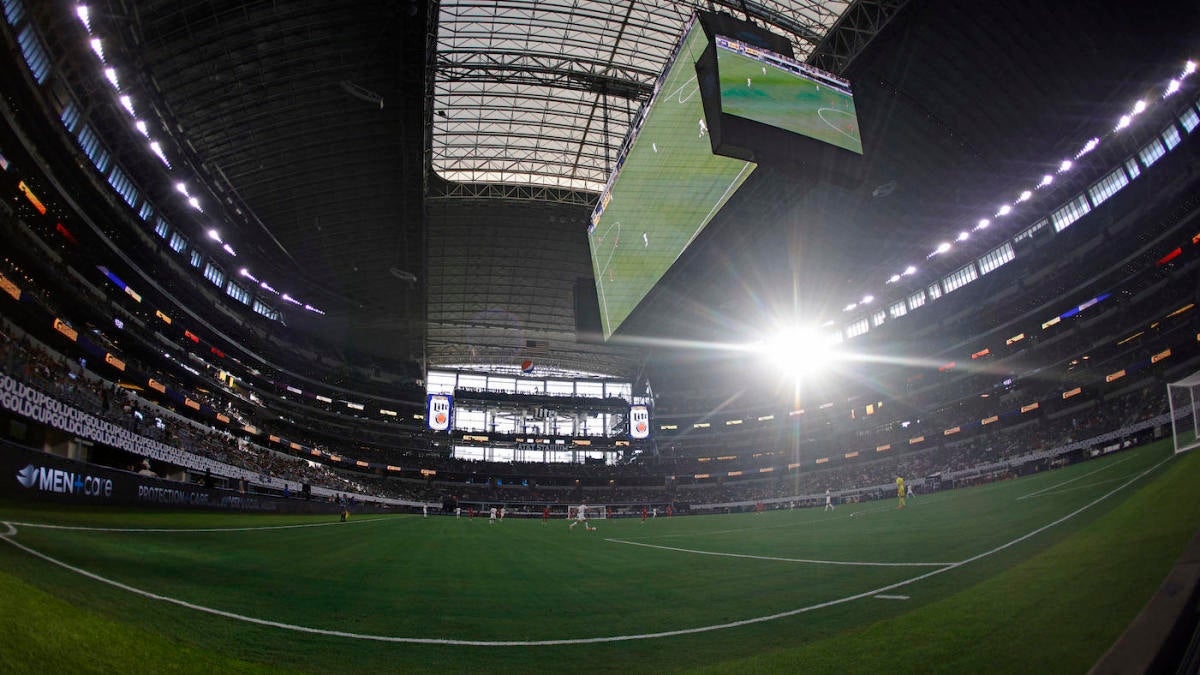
[896,476,906,509]
[824,488,834,512]
[455,506,461,519]
[641,505,647,523]
[422,504,428,519]
[906,482,915,499]
[542,505,550,524]
[489,506,497,524]
[500,506,506,521]
[569,503,596,532]
[698,118,708,138]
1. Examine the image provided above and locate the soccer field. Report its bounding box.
[1,441,1198,673]
[588,24,755,340]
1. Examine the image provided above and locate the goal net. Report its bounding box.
[566,505,607,520]
[1168,372,1200,454]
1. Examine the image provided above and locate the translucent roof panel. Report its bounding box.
[431,0,850,194]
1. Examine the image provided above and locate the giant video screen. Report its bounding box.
[715,36,863,155]
[587,22,756,340]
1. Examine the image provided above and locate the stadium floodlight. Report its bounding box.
[755,327,841,380]
[1057,159,1073,173]
[207,228,221,241]
[996,204,1012,216]
[260,281,278,293]
[1075,137,1099,158]
[1186,61,1197,76]
[956,231,969,242]
[887,274,901,284]
[976,218,990,230]
[135,120,149,137]
[903,265,917,276]
[104,67,119,89]
[843,303,857,312]
[861,295,874,304]
[1115,114,1132,131]
[1017,190,1033,203]
[1038,174,1054,188]
[119,95,134,115]
[77,6,91,32]
[187,196,201,211]
[222,243,236,256]
[89,37,103,61]
[1132,100,1147,115]
[1165,79,1182,97]
[149,141,169,167]
[175,182,189,195]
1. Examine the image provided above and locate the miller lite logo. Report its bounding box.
[427,394,453,431]
[630,405,650,439]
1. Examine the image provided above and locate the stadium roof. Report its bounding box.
[428,0,857,197]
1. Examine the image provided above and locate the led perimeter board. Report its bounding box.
[715,36,862,155]
[587,20,756,340]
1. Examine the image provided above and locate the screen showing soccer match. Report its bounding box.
[715,36,863,155]
[588,22,756,340]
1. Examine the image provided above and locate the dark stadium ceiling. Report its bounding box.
[68,0,1199,385]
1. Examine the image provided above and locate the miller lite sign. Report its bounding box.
[630,404,650,439]
[426,394,453,431]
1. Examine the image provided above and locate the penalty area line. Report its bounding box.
[0,454,1172,647]
[604,538,954,567]
[1017,454,1138,500]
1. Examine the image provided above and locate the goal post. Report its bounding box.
[567,505,607,520]
[1168,372,1200,454]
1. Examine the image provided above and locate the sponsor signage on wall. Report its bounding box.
[426,394,453,431]
[630,404,650,439]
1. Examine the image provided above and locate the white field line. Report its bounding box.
[873,595,909,600]
[603,538,954,567]
[0,454,1172,646]
[0,517,392,534]
[1017,454,1138,500]
[1016,473,1142,500]
[627,503,897,541]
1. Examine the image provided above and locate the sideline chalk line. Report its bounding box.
[0,454,1173,646]
[0,516,392,534]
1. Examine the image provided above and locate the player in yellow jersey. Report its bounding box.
[896,476,906,509]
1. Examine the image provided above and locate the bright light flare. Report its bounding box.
[754,328,841,381]
[1165,79,1181,97]
[1037,174,1054,188]
[104,67,119,89]
[996,204,1012,216]
[1017,190,1032,203]
[1057,159,1073,173]
[903,265,917,276]
[936,242,951,254]
[89,37,103,61]
[76,6,92,32]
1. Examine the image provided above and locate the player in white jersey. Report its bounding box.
[824,488,834,512]
[569,503,596,532]
[489,506,497,524]
[500,506,506,521]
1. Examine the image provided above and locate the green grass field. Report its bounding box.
[718,47,863,154]
[588,24,755,339]
[1,441,1198,673]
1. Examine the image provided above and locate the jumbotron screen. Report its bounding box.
[715,36,863,155]
[588,23,756,340]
